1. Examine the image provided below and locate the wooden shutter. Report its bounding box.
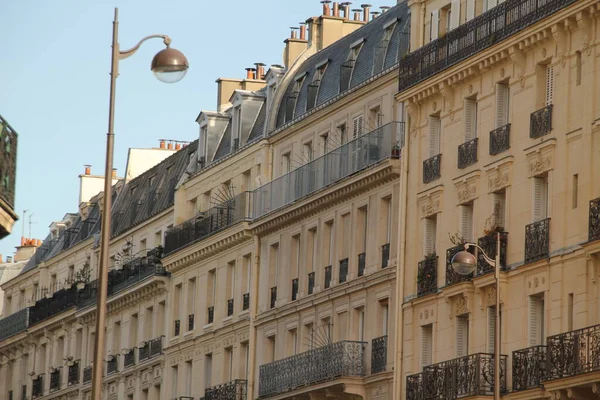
[533,177,548,221]
[456,316,469,357]
[353,115,363,139]
[492,192,506,228]
[428,116,441,157]
[487,306,496,353]
[451,0,461,30]
[421,325,433,367]
[424,217,437,255]
[464,99,477,140]
[431,10,439,42]
[466,0,476,20]
[546,65,554,106]
[495,84,509,128]
[460,205,473,242]
[528,296,543,346]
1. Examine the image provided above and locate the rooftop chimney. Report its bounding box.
[254,63,266,80]
[159,140,166,149]
[290,26,299,39]
[299,24,307,40]
[0,254,3,263]
[361,4,372,22]
[175,143,182,150]
[112,168,117,178]
[352,8,362,21]
[6,256,12,263]
[321,0,332,16]
[380,5,391,13]
[167,142,174,150]
[333,2,340,17]
[371,11,380,19]
[341,2,352,18]
[84,165,91,175]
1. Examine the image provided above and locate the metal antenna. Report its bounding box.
[22,209,29,238]
[28,213,36,239]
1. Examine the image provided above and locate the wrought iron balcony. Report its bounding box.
[324,266,332,289]
[546,323,600,380]
[417,255,438,297]
[398,0,579,92]
[270,287,277,309]
[457,138,478,169]
[124,349,135,368]
[253,122,405,218]
[164,191,252,255]
[291,279,299,301]
[358,252,366,277]
[205,379,247,400]
[107,355,118,375]
[0,307,29,341]
[382,243,390,269]
[0,116,17,209]
[524,218,550,264]
[423,154,441,184]
[589,197,600,242]
[530,105,553,139]
[50,369,61,391]
[242,293,250,311]
[339,258,349,283]
[30,286,77,325]
[149,336,163,358]
[175,319,181,336]
[512,345,547,391]
[139,342,150,361]
[83,365,92,383]
[208,306,215,323]
[477,231,507,276]
[68,360,80,386]
[490,124,510,155]
[307,272,315,295]
[446,245,475,286]
[188,314,195,331]
[258,341,366,398]
[406,353,507,400]
[227,299,234,316]
[371,335,388,374]
[32,375,43,399]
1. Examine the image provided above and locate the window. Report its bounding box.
[487,306,502,353]
[225,347,233,381]
[496,83,510,128]
[492,192,506,228]
[572,174,578,209]
[308,228,317,274]
[155,231,162,247]
[242,254,251,297]
[352,115,364,139]
[241,342,250,379]
[460,203,474,242]
[188,278,196,330]
[356,307,365,342]
[421,324,433,367]
[303,141,313,162]
[576,51,582,86]
[325,220,334,266]
[112,322,120,356]
[131,314,138,347]
[568,293,574,331]
[200,126,208,161]
[546,65,554,106]
[282,153,291,175]
[533,176,549,221]
[369,106,382,130]
[337,123,348,144]
[171,366,179,399]
[466,0,475,21]
[424,216,437,255]
[242,169,252,192]
[464,98,478,141]
[383,197,393,244]
[286,76,305,123]
[373,24,395,73]
[227,261,235,313]
[267,336,276,362]
[204,354,212,390]
[340,42,363,92]
[185,360,193,395]
[233,106,242,149]
[359,206,368,254]
[337,311,348,341]
[430,10,439,42]
[380,300,389,336]
[287,329,298,355]
[528,295,545,346]
[307,63,327,110]
[320,132,329,154]
[208,270,216,309]
[456,315,469,357]
[291,235,300,300]
[173,284,181,335]
[269,243,279,289]
[145,306,154,339]
[428,116,441,157]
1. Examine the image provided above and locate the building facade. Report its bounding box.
[0,114,19,240]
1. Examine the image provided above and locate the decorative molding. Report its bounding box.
[454,295,469,316]
[525,140,556,178]
[453,172,480,205]
[485,158,514,193]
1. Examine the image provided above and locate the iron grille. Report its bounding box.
[106,356,118,375]
[138,343,150,361]
[188,314,195,331]
[149,336,163,357]
[270,287,277,309]
[524,218,550,264]
[49,369,61,391]
[0,307,29,341]
[490,124,510,155]
[204,379,247,400]
[457,138,478,169]
[446,245,475,286]
[546,323,600,380]
[512,345,547,391]
[339,258,349,283]
[68,360,80,385]
[476,232,508,276]
[32,376,43,399]
[258,341,366,398]
[227,299,234,316]
[30,286,77,325]
[371,335,388,374]
[174,319,181,336]
[358,253,366,277]
[417,256,438,296]
[324,266,332,289]
[307,272,315,295]
[291,279,299,301]
[124,349,135,368]
[381,243,390,269]
[589,197,600,242]
[242,293,250,311]
[83,366,92,383]
[423,154,441,184]
[0,118,17,208]
[208,306,215,324]
[530,105,553,139]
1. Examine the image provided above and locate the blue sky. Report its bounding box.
[0,0,329,257]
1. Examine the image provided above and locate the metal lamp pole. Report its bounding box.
[91,8,188,400]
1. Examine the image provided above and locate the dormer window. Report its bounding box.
[307,61,328,111]
[285,74,306,123]
[200,125,208,163]
[340,40,364,93]
[374,22,397,73]
[233,106,242,150]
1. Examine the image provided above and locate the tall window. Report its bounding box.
[224,347,233,381]
[337,123,348,145]
[282,153,291,175]
[466,0,475,21]
[307,63,327,110]
[428,116,441,157]
[430,10,439,42]
[487,306,502,353]
[380,300,389,336]
[464,98,478,141]
[325,220,334,266]
[460,203,474,242]
[287,329,298,356]
[492,192,506,228]
[340,43,363,92]
[496,83,510,128]
[204,354,212,390]
[383,197,393,245]
[171,365,179,399]
[533,176,549,221]
[456,315,469,357]
[185,360,193,395]
[546,65,554,106]
[353,115,364,140]
[188,278,196,330]
[575,51,582,86]
[286,76,304,123]
[173,284,181,335]
[424,216,437,255]
[528,295,545,345]
[421,325,433,367]
[356,307,365,342]
[303,141,313,162]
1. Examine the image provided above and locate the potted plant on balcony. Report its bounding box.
[391,142,401,159]
[63,356,74,367]
[74,262,91,290]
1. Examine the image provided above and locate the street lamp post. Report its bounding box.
[91,8,188,400]
[450,232,502,400]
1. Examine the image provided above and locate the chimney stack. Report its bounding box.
[254,63,266,80]
[361,4,372,22]
[84,165,91,175]
[112,168,117,178]
[371,11,380,19]
[290,26,299,39]
[333,2,340,17]
[321,0,332,16]
[159,140,166,149]
[380,5,390,13]
[167,142,174,150]
[175,143,182,150]
[352,8,362,21]
[341,2,352,18]
[299,24,307,40]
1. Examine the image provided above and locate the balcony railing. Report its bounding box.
[0,307,29,341]
[242,293,250,311]
[458,138,478,169]
[139,342,150,361]
[175,319,181,336]
[258,341,366,398]
[188,314,195,331]
[324,266,332,289]
[107,355,118,375]
[512,345,547,391]
[530,105,553,139]
[83,366,92,384]
[371,335,388,374]
[164,192,252,255]
[406,353,507,400]
[417,255,438,297]
[477,231,507,276]
[32,375,43,399]
[589,197,600,242]
[546,324,600,380]
[423,154,441,184]
[270,287,277,309]
[446,245,475,286]
[30,286,77,325]
[204,379,247,400]
[358,253,366,277]
[50,369,61,391]
[490,124,511,155]
[339,258,349,283]
[398,0,579,92]
[208,306,215,324]
[227,299,234,316]
[307,272,315,295]
[525,218,550,264]
[149,336,163,358]
[124,349,135,368]
[381,243,390,268]
[253,122,404,218]
[291,279,299,301]
[0,117,18,208]
[68,361,80,386]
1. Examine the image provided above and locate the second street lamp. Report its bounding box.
[91,8,189,400]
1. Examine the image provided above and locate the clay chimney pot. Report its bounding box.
[160,140,166,149]
[321,0,332,16]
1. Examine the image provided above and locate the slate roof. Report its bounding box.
[247,101,266,143]
[275,2,410,129]
[213,121,232,162]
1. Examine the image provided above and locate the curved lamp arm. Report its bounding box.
[463,243,496,267]
[118,34,171,61]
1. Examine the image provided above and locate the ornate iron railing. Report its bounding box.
[32,375,43,399]
[398,0,579,92]
[149,337,163,358]
[270,287,277,309]
[589,197,600,242]
[242,293,250,311]
[423,154,441,184]
[253,122,405,218]
[530,105,553,139]
[164,192,252,255]
[371,335,388,374]
[524,218,550,264]
[546,324,600,380]
[30,286,77,325]
[358,253,366,277]
[307,272,315,295]
[446,245,475,286]
[512,345,547,390]
[258,341,366,398]
[174,319,181,336]
[477,232,508,276]
[83,366,92,383]
[0,116,18,208]
[205,379,247,400]
[490,124,511,155]
[124,349,135,368]
[324,266,332,289]
[417,256,438,297]
[0,307,29,341]
[291,279,299,301]
[382,243,390,268]
[68,360,80,385]
[107,356,118,375]
[227,299,234,316]
[208,306,215,324]
[49,369,61,391]
[339,258,349,283]
[406,353,507,400]
[458,138,478,169]
[139,342,150,361]
[188,314,195,331]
